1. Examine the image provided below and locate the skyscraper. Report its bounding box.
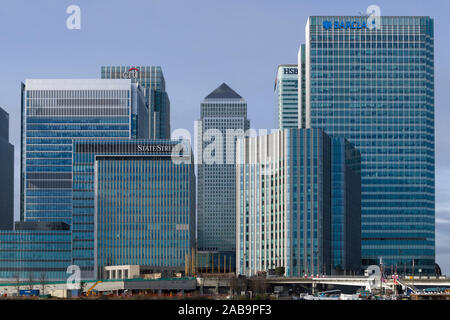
[236,128,361,277]
[20,79,148,225]
[331,137,362,274]
[275,65,298,129]
[0,107,14,230]
[301,16,435,274]
[196,83,250,267]
[101,66,171,139]
[72,139,195,279]
[14,79,149,279]
[298,44,306,129]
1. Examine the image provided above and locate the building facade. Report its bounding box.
[196,83,250,267]
[301,16,435,273]
[5,79,149,280]
[276,65,299,129]
[0,107,14,230]
[21,79,148,225]
[331,137,361,274]
[0,224,71,280]
[101,66,171,139]
[297,44,306,128]
[237,128,331,277]
[72,139,195,279]
[236,128,361,277]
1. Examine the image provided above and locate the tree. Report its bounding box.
[249,276,268,296]
[79,280,86,297]
[230,276,239,296]
[274,267,285,276]
[27,272,34,291]
[14,273,21,296]
[40,273,47,295]
[230,275,247,296]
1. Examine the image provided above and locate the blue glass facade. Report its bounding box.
[289,128,332,276]
[303,16,435,273]
[72,139,195,279]
[0,230,71,280]
[21,79,148,225]
[298,44,306,128]
[101,66,171,139]
[1,79,150,280]
[0,107,14,230]
[331,137,361,274]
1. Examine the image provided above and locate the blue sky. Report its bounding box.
[0,0,449,273]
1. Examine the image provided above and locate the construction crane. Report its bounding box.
[86,281,103,297]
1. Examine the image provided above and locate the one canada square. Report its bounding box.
[300,16,435,274]
[196,83,250,266]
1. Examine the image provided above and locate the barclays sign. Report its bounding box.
[323,20,371,30]
[322,6,381,31]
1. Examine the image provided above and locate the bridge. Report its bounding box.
[265,275,450,293]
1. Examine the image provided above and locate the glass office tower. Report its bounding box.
[236,128,361,277]
[276,65,298,129]
[0,107,14,230]
[72,139,195,279]
[15,79,148,280]
[331,137,361,274]
[20,79,148,225]
[301,16,435,273]
[101,66,171,139]
[196,83,250,268]
[298,44,306,128]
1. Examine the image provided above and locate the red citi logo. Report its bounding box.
[122,67,139,79]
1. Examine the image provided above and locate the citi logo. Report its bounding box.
[122,67,139,79]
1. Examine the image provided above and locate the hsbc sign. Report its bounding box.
[283,67,298,75]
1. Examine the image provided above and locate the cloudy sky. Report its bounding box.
[0,0,448,273]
